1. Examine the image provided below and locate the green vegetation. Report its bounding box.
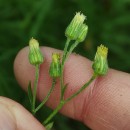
[0,0,130,129]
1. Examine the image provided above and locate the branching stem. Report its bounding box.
[43,74,97,125]
[35,78,56,113]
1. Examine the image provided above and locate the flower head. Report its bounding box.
[92,44,108,76]
[28,38,44,66]
[97,44,108,58]
[77,24,88,42]
[52,53,60,63]
[65,12,86,40]
[49,53,61,78]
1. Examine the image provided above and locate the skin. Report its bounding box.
[0,46,130,130]
[0,97,45,130]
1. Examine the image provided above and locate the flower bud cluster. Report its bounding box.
[65,12,88,42]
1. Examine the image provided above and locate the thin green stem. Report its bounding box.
[60,40,79,100]
[43,101,65,125]
[43,74,97,126]
[65,40,79,61]
[43,40,95,126]
[35,78,56,113]
[62,38,71,65]
[32,65,40,114]
[64,74,97,103]
[60,38,71,100]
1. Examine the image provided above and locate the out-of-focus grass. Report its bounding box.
[0,0,130,129]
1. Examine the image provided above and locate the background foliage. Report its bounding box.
[0,0,130,129]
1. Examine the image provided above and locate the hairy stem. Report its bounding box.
[65,74,97,103]
[62,38,71,65]
[32,65,40,114]
[35,78,56,113]
[60,40,79,100]
[43,101,65,125]
[60,38,70,100]
[65,40,79,60]
[43,74,97,126]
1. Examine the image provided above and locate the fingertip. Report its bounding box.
[14,47,34,91]
[0,97,45,130]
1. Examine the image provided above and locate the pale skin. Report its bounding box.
[0,46,130,130]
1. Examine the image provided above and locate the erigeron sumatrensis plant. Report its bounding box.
[27,12,108,129]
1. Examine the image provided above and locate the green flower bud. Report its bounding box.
[28,38,44,66]
[49,53,61,78]
[65,12,86,40]
[92,44,108,76]
[77,24,88,42]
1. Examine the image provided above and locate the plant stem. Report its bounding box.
[35,78,56,113]
[62,38,71,65]
[64,74,97,103]
[43,74,97,126]
[60,38,70,100]
[32,65,39,114]
[65,40,79,60]
[43,100,65,125]
[60,40,79,100]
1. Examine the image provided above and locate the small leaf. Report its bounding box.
[27,81,33,105]
[62,83,68,95]
[45,122,54,130]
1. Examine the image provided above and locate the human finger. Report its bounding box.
[0,96,45,130]
[14,47,130,130]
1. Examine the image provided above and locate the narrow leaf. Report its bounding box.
[45,122,54,130]
[62,83,68,95]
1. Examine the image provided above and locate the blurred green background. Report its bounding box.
[0,0,130,129]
